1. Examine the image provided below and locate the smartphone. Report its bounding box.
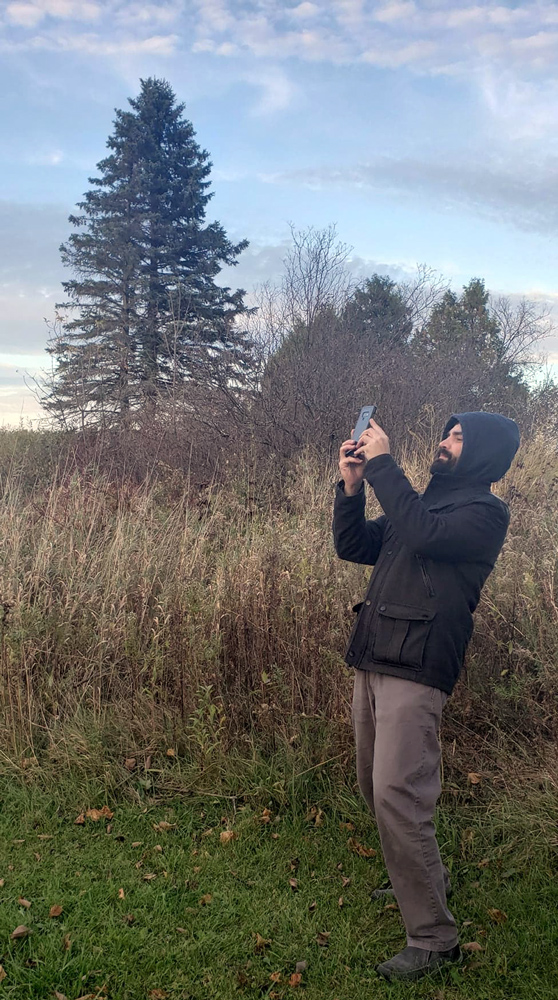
[346,405,377,457]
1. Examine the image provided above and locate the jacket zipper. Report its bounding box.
[417,555,435,598]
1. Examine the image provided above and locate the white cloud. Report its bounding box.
[6,0,101,26]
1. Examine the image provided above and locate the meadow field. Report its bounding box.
[0,427,557,998]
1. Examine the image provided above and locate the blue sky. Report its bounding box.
[2,0,558,424]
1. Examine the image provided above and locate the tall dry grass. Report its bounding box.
[0,431,556,777]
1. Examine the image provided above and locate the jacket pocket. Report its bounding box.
[372,603,435,670]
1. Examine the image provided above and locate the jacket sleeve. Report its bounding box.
[363,455,509,561]
[333,480,387,565]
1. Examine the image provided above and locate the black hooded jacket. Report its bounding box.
[333,411,520,694]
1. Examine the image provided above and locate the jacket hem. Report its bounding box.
[350,659,455,696]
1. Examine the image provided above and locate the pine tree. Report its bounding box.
[44,77,250,427]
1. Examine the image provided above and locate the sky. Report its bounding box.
[2,0,558,424]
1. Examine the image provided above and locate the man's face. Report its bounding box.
[430,423,463,475]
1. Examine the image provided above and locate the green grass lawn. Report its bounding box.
[0,774,557,1000]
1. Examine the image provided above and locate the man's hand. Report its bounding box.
[339,433,366,495]
[355,419,390,463]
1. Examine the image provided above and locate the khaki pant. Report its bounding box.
[352,669,458,951]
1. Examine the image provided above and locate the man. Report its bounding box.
[333,411,520,982]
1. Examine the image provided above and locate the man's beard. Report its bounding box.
[430,448,458,475]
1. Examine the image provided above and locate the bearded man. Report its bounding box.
[334,411,520,982]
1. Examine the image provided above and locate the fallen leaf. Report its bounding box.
[0,878,4,886]
[477,858,490,868]
[18,897,31,908]
[37,834,53,840]
[220,830,236,844]
[289,878,298,891]
[487,908,508,924]
[338,896,344,908]
[308,900,317,912]
[270,971,281,983]
[289,972,302,987]
[12,839,25,845]
[166,748,175,757]
[271,832,279,840]
[260,808,272,824]
[34,853,41,861]
[341,876,351,888]
[153,845,163,853]
[255,933,271,953]
[49,904,63,918]
[118,888,125,900]
[289,858,300,871]
[10,925,30,940]
[54,992,68,1000]
[86,806,114,822]
[124,758,136,771]
[176,927,187,933]
[123,913,135,924]
[148,991,168,999]
[145,755,152,770]
[106,824,112,834]
[316,931,330,947]
[339,821,355,831]
[63,933,71,951]
[199,893,212,906]
[0,966,6,982]
[384,902,398,911]
[143,873,157,881]
[462,941,484,952]
[468,772,482,785]
[462,920,474,927]
[347,837,376,858]
[74,814,85,825]
[295,960,307,974]
[153,821,176,833]
[131,841,143,848]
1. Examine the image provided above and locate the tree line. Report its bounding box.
[40,77,557,475]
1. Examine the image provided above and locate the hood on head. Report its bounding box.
[442,411,520,484]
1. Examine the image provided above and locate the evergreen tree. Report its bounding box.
[44,77,250,427]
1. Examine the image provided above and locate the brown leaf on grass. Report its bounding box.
[49,904,63,917]
[384,903,398,911]
[145,755,152,770]
[0,966,6,982]
[12,840,24,845]
[166,748,176,757]
[153,821,176,833]
[143,874,157,881]
[269,971,281,983]
[86,806,114,822]
[153,845,163,853]
[118,888,125,900]
[462,941,484,952]
[131,841,143,848]
[254,933,271,953]
[338,896,344,908]
[289,878,298,891]
[271,832,280,840]
[18,898,31,908]
[306,806,324,826]
[339,821,355,831]
[0,878,4,886]
[124,758,136,771]
[62,933,71,951]
[308,900,317,912]
[341,876,351,888]
[37,834,53,840]
[10,925,30,940]
[467,772,482,785]
[74,814,86,825]
[260,808,272,824]
[220,830,236,844]
[289,972,303,987]
[477,858,490,868]
[346,837,376,858]
[148,991,168,999]
[316,931,330,947]
[54,992,68,1000]
[487,908,508,924]
[198,893,212,906]
[123,913,135,925]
